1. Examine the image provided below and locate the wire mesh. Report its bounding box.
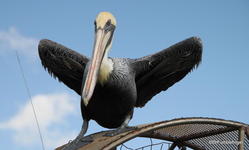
[118,138,172,150]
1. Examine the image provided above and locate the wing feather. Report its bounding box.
[133,37,202,107]
[38,39,89,95]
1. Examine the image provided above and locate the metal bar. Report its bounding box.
[179,146,186,150]
[168,142,177,150]
[246,127,249,139]
[238,127,245,150]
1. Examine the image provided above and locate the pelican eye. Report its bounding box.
[94,21,97,32]
[106,20,111,26]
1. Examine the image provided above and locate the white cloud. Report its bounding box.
[0,93,80,149]
[0,27,39,58]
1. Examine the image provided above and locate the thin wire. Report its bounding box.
[120,141,173,150]
[15,51,46,150]
[121,144,133,150]
[150,138,153,150]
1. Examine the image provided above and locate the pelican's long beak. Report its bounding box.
[82,29,113,106]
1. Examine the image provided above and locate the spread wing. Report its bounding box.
[38,39,89,95]
[133,37,203,107]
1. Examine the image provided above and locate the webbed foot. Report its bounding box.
[62,135,93,150]
[62,120,90,150]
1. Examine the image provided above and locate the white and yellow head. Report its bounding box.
[95,12,116,30]
[82,12,116,106]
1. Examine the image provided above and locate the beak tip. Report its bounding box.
[83,97,89,106]
[82,93,91,106]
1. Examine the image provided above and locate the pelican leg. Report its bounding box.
[62,120,92,150]
[77,119,89,139]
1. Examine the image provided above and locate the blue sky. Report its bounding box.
[0,0,249,149]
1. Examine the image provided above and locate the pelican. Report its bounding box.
[38,12,202,143]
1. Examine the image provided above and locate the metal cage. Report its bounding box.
[56,117,249,150]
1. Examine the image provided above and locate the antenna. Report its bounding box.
[15,51,46,150]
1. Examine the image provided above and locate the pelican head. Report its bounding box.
[82,12,116,106]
